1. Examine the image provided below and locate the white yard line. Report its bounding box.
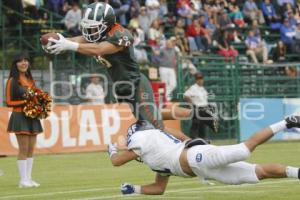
[0,188,113,200]
[0,179,297,200]
[71,179,298,200]
[114,196,204,200]
[0,179,196,200]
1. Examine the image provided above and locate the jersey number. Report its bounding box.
[118,38,131,47]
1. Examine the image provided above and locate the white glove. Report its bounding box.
[108,143,118,158]
[41,43,52,54]
[47,33,79,55]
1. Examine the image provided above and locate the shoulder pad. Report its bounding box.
[106,23,134,47]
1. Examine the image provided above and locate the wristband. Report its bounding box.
[134,185,141,194]
[68,41,79,51]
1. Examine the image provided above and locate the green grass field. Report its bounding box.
[0,141,300,200]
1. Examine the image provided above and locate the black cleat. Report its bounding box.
[298,168,300,180]
[195,106,219,133]
[285,116,300,129]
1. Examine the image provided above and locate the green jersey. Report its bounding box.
[94,24,164,129]
[95,23,140,97]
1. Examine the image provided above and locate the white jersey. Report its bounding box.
[128,129,190,177]
[85,83,105,104]
[184,84,208,107]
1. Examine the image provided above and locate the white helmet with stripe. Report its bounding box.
[80,2,116,42]
[127,120,156,141]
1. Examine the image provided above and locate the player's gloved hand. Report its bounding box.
[47,33,79,54]
[121,183,135,195]
[107,143,118,158]
[41,44,52,54]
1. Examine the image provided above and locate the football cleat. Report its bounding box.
[19,181,33,188]
[194,106,219,133]
[29,180,40,187]
[285,116,300,129]
[200,177,216,185]
[121,183,135,195]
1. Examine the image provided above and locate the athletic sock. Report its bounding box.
[269,120,287,134]
[17,160,27,182]
[26,158,33,181]
[286,166,299,178]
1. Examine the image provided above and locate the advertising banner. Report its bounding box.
[0,104,180,155]
[239,98,300,141]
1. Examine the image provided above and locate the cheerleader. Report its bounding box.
[6,52,43,188]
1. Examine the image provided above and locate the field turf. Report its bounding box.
[0,141,300,200]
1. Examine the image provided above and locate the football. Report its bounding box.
[40,32,59,46]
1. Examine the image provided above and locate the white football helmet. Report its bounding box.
[127,120,155,141]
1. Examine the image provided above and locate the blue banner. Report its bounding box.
[239,98,300,141]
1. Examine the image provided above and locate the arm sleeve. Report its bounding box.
[64,12,72,26]
[184,86,193,97]
[253,3,258,10]
[5,78,26,107]
[261,4,268,16]
[245,38,250,46]
[271,6,276,16]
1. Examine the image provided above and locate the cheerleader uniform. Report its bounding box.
[6,77,43,134]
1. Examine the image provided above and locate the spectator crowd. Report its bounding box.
[4,0,300,101]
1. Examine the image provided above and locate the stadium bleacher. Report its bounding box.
[1,0,300,140]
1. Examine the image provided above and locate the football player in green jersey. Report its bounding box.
[43,2,218,135]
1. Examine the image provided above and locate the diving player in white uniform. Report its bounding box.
[108,117,300,195]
